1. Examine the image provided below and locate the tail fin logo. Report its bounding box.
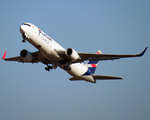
[86,50,101,74]
[97,50,102,54]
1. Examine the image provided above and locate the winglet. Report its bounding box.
[138,47,148,56]
[2,51,7,59]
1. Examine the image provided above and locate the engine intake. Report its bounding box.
[20,49,33,62]
[65,48,81,61]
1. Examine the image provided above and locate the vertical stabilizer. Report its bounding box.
[85,50,101,74]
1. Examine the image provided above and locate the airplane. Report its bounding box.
[2,23,148,83]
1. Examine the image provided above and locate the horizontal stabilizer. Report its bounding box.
[69,77,83,80]
[92,74,123,80]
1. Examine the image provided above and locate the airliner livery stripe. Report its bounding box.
[86,64,97,67]
[91,64,97,67]
[88,61,98,64]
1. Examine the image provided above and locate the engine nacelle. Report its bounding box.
[65,48,81,61]
[20,49,33,62]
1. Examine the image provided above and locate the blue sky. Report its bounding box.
[0,0,150,120]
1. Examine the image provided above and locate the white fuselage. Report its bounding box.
[20,23,95,83]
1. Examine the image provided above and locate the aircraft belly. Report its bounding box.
[80,76,96,83]
[68,63,88,77]
[40,45,61,61]
[67,63,96,83]
[37,36,64,61]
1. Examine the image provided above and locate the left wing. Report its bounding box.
[78,47,148,61]
[56,47,148,62]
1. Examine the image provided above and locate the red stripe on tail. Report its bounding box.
[91,64,97,67]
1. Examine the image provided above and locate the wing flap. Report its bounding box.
[92,74,123,80]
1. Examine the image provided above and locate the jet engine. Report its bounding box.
[20,49,33,62]
[65,48,81,61]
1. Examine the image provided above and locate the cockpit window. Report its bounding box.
[23,23,31,27]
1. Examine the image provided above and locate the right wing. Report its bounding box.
[2,51,48,63]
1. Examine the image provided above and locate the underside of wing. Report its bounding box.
[92,74,123,80]
[2,51,47,63]
[78,47,148,61]
[69,77,83,80]
[4,56,24,61]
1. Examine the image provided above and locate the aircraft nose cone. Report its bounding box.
[20,25,25,34]
[20,24,29,33]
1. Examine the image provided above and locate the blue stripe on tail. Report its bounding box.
[87,61,98,64]
[86,61,99,74]
[88,67,97,74]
